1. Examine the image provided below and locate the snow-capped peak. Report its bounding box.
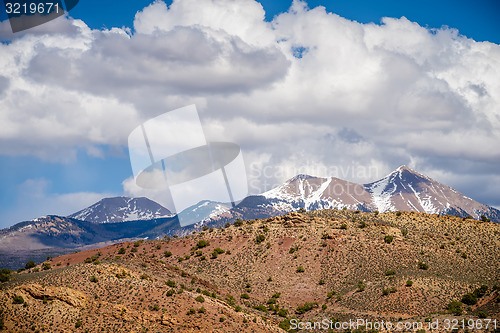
[68,196,173,223]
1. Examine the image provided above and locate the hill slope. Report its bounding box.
[1,209,498,332]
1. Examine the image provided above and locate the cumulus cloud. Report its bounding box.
[1,0,499,209]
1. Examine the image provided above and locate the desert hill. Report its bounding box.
[0,209,499,332]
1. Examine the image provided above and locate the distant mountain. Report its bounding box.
[363,166,500,220]
[177,200,231,227]
[68,197,173,223]
[207,166,500,223]
[2,165,499,269]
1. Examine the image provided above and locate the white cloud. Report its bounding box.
[0,0,499,208]
[0,178,115,228]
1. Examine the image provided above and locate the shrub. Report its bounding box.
[296,302,318,314]
[447,301,462,315]
[253,304,268,313]
[166,289,175,296]
[166,280,176,288]
[13,295,24,304]
[234,219,244,227]
[25,260,36,269]
[319,279,325,285]
[213,248,225,254]
[255,234,266,244]
[89,275,98,283]
[118,247,126,254]
[401,229,408,236]
[267,276,273,282]
[382,289,390,296]
[198,307,205,313]
[195,295,205,303]
[385,270,396,276]
[42,263,51,270]
[340,224,347,230]
[357,281,366,292]
[164,251,172,257]
[75,320,82,328]
[327,291,336,298]
[187,308,196,315]
[406,280,413,287]
[197,240,210,249]
[396,211,402,216]
[384,235,393,244]
[358,221,367,228]
[473,285,488,298]
[477,311,488,319]
[0,269,11,282]
[418,262,429,270]
[461,293,478,305]
[240,293,250,299]
[296,266,305,273]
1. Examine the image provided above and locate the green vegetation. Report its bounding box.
[233,219,244,227]
[296,302,318,314]
[240,293,250,299]
[25,260,36,269]
[447,301,462,315]
[296,265,305,273]
[406,280,413,287]
[13,295,24,304]
[42,262,51,270]
[0,269,11,282]
[255,234,266,244]
[75,320,82,328]
[384,235,393,244]
[385,270,396,276]
[196,240,210,249]
[195,295,205,303]
[89,275,98,283]
[418,262,429,270]
[166,280,176,288]
[118,247,126,254]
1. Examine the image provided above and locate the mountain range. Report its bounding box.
[1,165,498,269]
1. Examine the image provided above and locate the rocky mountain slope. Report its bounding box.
[258,166,500,222]
[68,197,173,223]
[1,209,499,332]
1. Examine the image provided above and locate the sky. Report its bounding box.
[0,0,499,228]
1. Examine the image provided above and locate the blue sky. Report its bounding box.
[1,0,500,228]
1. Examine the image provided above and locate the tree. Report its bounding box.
[25,260,36,269]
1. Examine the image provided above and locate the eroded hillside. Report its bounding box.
[1,209,499,332]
